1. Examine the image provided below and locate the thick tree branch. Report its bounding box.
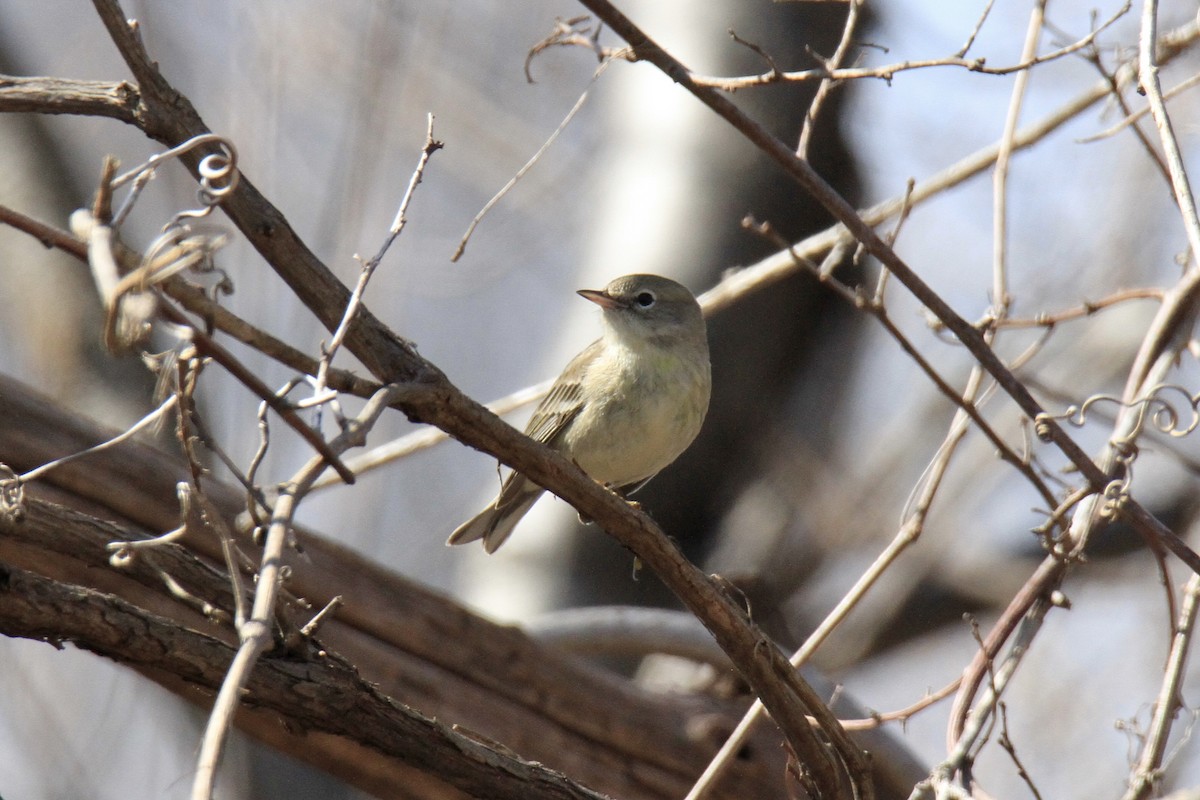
[0,563,612,800]
[0,374,801,799]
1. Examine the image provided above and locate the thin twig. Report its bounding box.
[689,3,1131,90]
[1123,573,1200,800]
[1080,70,1200,149]
[991,0,1046,322]
[18,396,177,484]
[160,305,358,486]
[994,287,1164,328]
[943,594,1052,776]
[1077,39,1172,184]
[997,699,1045,799]
[525,16,620,81]
[957,0,998,58]
[728,28,782,82]
[190,384,401,800]
[300,595,344,637]
[314,115,442,402]
[796,0,862,159]
[195,489,251,630]
[451,61,609,262]
[1138,0,1200,263]
[840,678,962,732]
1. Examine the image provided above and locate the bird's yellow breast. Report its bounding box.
[561,340,710,487]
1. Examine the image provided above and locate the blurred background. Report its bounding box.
[2,0,1200,797]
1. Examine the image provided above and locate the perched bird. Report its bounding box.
[448,273,711,553]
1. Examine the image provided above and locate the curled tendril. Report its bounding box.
[137,225,231,288]
[0,463,25,524]
[1144,384,1200,437]
[1033,412,1057,442]
[110,133,239,228]
[80,134,238,353]
[193,143,239,207]
[1043,384,1200,442]
[120,134,237,279]
[1100,477,1131,519]
[108,546,135,569]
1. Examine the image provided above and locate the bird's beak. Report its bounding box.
[577,288,621,310]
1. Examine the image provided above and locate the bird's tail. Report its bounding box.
[447,486,543,553]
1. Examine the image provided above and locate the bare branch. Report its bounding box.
[797,0,862,159]
[1123,574,1200,800]
[991,0,1047,321]
[313,115,442,406]
[956,0,997,58]
[994,288,1164,329]
[689,3,1132,91]
[0,564,612,800]
[0,74,139,120]
[1138,0,1200,263]
[191,383,402,799]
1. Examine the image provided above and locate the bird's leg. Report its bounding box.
[575,482,642,524]
[606,482,643,512]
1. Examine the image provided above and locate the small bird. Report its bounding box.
[448,273,711,553]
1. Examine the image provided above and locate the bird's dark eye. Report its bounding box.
[635,291,655,307]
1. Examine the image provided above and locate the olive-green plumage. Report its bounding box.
[448,274,711,552]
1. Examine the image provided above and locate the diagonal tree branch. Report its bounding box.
[572,0,1200,578]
